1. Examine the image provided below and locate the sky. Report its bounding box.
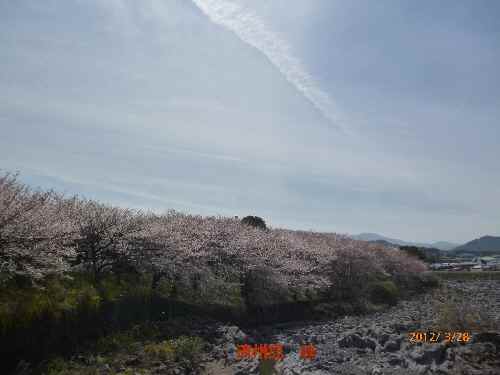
[1,0,499,243]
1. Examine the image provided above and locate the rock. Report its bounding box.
[435,359,453,372]
[382,340,400,352]
[154,364,168,374]
[101,364,111,372]
[197,280,500,374]
[472,332,500,348]
[14,361,31,375]
[292,333,305,344]
[356,349,367,355]
[217,325,248,344]
[125,356,140,366]
[223,343,238,361]
[377,332,391,346]
[393,321,419,332]
[314,334,327,344]
[338,334,377,351]
[416,365,431,375]
[387,354,405,367]
[410,343,448,365]
[333,353,346,363]
[282,342,294,354]
[454,341,498,365]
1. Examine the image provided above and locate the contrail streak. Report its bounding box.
[192,0,343,130]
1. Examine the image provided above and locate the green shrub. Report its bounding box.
[43,357,113,375]
[259,359,278,375]
[393,272,439,295]
[95,331,135,353]
[419,273,441,288]
[154,277,177,298]
[324,250,381,303]
[144,336,204,366]
[240,267,289,310]
[0,276,101,332]
[170,335,205,364]
[369,281,399,305]
[45,357,70,375]
[144,341,176,361]
[434,286,499,332]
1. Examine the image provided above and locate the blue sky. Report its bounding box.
[1,0,499,243]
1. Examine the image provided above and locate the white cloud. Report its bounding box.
[191,0,344,131]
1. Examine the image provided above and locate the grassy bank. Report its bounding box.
[1,269,441,374]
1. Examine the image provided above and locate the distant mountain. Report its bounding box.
[351,233,421,246]
[451,236,500,255]
[351,233,459,251]
[430,241,459,251]
[371,239,399,248]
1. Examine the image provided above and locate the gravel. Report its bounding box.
[202,280,500,375]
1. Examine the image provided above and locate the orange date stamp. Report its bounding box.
[236,343,285,361]
[408,331,471,344]
[236,343,317,361]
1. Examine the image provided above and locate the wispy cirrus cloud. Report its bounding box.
[191,0,344,131]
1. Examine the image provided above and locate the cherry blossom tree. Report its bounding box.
[70,200,147,282]
[0,171,427,295]
[0,172,75,284]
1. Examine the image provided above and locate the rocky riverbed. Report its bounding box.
[202,280,500,375]
[19,280,499,375]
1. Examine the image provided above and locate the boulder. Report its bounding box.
[216,325,247,344]
[338,334,377,351]
[409,343,448,366]
[472,332,500,348]
[382,340,400,352]
[387,353,405,366]
[377,332,391,346]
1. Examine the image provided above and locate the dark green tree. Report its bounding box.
[241,216,267,230]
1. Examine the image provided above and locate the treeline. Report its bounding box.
[399,245,443,263]
[0,171,433,372]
